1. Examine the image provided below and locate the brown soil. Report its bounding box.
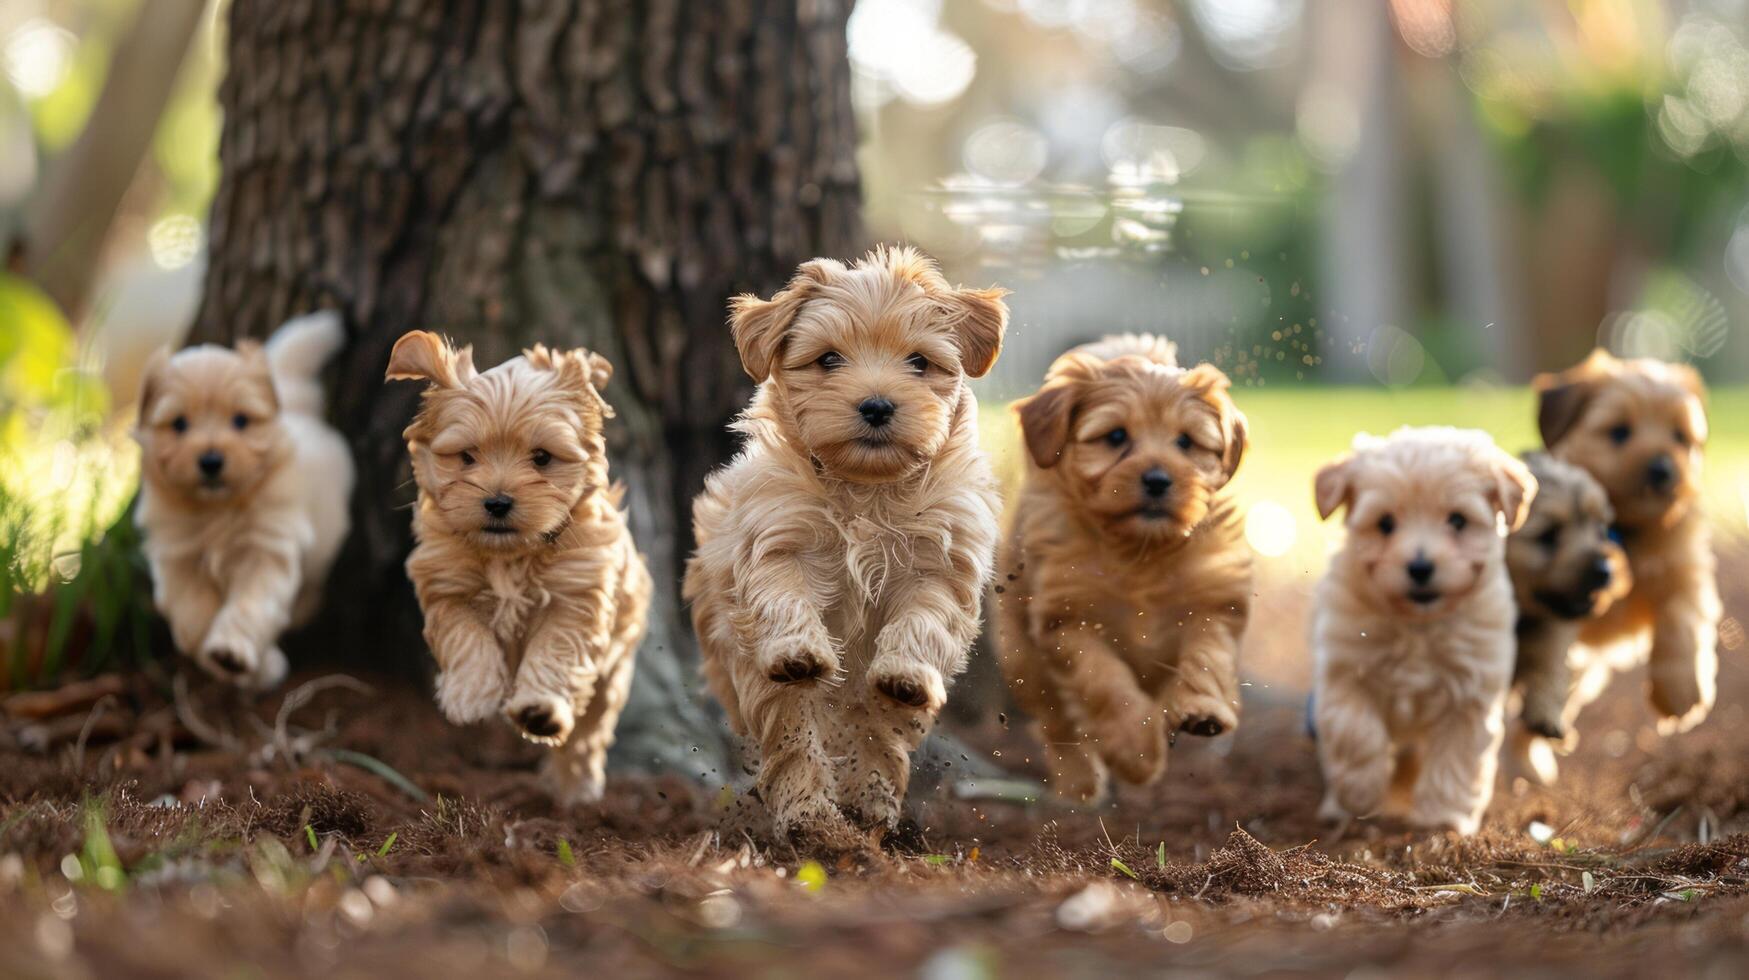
[3,553,1749,977]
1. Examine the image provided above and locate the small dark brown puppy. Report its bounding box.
[1505,452,1631,742]
[1535,350,1719,735]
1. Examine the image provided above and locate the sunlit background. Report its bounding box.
[2,0,1748,655]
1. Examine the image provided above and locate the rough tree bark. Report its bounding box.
[190,0,864,775]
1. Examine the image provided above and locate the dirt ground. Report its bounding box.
[3,550,1749,978]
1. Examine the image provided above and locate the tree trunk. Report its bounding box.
[190,0,864,775]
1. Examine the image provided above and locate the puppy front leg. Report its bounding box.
[1514,619,1574,739]
[201,544,300,688]
[1648,574,1721,733]
[152,555,223,661]
[1162,608,1244,737]
[1314,675,1392,823]
[1408,695,1505,835]
[1045,620,1164,786]
[423,599,509,724]
[505,597,611,745]
[544,646,634,806]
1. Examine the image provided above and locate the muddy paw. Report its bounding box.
[759,633,840,685]
[1521,713,1566,741]
[1043,741,1108,805]
[1094,709,1167,786]
[867,659,945,712]
[505,692,574,746]
[1165,690,1239,738]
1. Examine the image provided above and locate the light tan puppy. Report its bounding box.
[136,312,353,689]
[1535,349,1720,735]
[1505,453,1631,744]
[388,332,650,805]
[996,334,1250,804]
[684,246,1007,847]
[1311,427,1535,835]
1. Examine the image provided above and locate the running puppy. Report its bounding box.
[996,334,1250,804]
[135,312,353,690]
[388,331,650,805]
[1311,427,1535,835]
[684,246,1007,848]
[1535,349,1720,734]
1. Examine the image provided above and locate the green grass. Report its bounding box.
[984,385,1749,574]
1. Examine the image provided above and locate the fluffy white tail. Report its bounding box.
[265,310,346,416]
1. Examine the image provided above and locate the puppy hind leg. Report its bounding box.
[1408,701,1505,836]
[835,685,939,834]
[737,668,855,849]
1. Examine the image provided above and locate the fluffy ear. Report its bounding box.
[1314,455,1355,520]
[386,330,476,388]
[729,259,843,383]
[1015,379,1079,470]
[136,347,171,426]
[1490,451,1537,531]
[1534,349,1614,447]
[944,286,1009,378]
[1182,364,1247,482]
[234,339,280,412]
[585,351,613,391]
[526,344,618,419]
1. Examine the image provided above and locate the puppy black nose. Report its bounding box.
[1407,557,1436,585]
[198,451,224,477]
[482,494,514,518]
[1582,555,1614,592]
[858,396,896,428]
[1646,454,1675,490]
[1141,469,1172,498]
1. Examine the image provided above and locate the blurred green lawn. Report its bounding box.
[982,386,1749,576]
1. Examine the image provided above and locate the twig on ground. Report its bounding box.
[330,749,430,803]
[71,694,118,773]
[1,675,127,721]
[272,675,373,764]
[172,674,237,751]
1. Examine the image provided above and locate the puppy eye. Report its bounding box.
[531,449,551,468]
[459,450,476,466]
[1674,428,1689,447]
[1176,432,1194,451]
[232,413,249,431]
[1608,423,1631,446]
[905,352,929,374]
[171,415,188,434]
[1377,514,1396,536]
[1447,512,1468,532]
[1104,428,1128,447]
[1537,526,1560,550]
[817,351,846,371]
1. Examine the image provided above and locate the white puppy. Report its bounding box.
[135,312,354,689]
[1310,427,1535,835]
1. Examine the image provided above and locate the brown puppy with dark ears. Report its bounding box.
[684,245,1007,849]
[388,331,651,806]
[995,335,1251,804]
[1534,350,1719,735]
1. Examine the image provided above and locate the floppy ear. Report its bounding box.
[386,330,476,388]
[1490,451,1537,531]
[1222,407,1249,483]
[1015,379,1079,469]
[585,351,613,391]
[729,259,843,383]
[944,286,1009,378]
[1182,364,1247,482]
[1534,349,1615,447]
[1314,455,1354,520]
[135,347,170,428]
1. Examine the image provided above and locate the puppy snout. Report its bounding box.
[198,450,225,477]
[1141,468,1172,499]
[1645,454,1675,491]
[857,396,896,428]
[1582,555,1614,592]
[1406,556,1436,586]
[482,494,515,518]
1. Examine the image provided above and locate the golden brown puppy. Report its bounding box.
[1311,427,1535,835]
[136,312,353,689]
[684,246,1007,848]
[995,334,1250,804]
[388,332,650,805]
[1535,350,1720,735]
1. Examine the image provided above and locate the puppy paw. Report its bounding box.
[1317,791,1352,825]
[1043,741,1109,805]
[1650,661,1714,734]
[758,633,840,685]
[243,646,289,691]
[867,658,945,712]
[435,657,509,725]
[505,690,575,746]
[198,634,259,683]
[1519,711,1567,742]
[1165,688,1239,738]
[776,799,869,857]
[1409,804,1481,837]
[1093,708,1167,786]
[541,754,605,806]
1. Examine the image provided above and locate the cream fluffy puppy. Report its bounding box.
[135,312,353,689]
[387,331,650,806]
[684,246,1007,848]
[1311,427,1535,835]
